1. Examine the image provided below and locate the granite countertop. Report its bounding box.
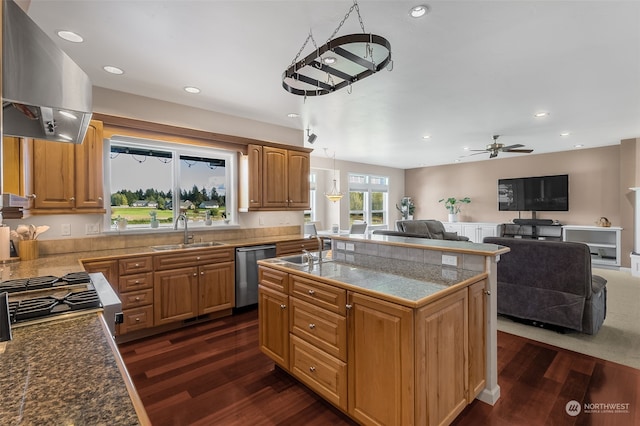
[0,314,140,425]
[261,258,485,307]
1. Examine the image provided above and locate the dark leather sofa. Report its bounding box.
[394,219,470,241]
[484,237,607,334]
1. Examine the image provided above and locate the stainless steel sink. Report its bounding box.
[150,241,226,251]
[279,252,332,265]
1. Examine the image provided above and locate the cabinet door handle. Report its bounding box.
[346,304,353,310]
[98,196,103,201]
[308,289,315,296]
[135,297,140,301]
[134,280,140,284]
[193,273,198,277]
[196,256,201,261]
[309,323,315,329]
[134,263,140,268]
[309,366,316,373]
[69,197,75,201]
[200,271,204,275]
[484,290,491,295]
[280,304,286,310]
[27,193,37,199]
[135,317,140,322]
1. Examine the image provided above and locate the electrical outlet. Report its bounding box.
[441,254,458,267]
[259,216,265,225]
[86,223,100,235]
[61,223,71,236]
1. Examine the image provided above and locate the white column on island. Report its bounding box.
[479,255,501,405]
[629,188,640,276]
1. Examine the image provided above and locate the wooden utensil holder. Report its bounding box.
[19,240,39,261]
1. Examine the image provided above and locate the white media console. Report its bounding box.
[443,222,622,268]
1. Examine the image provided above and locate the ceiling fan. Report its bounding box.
[468,135,534,159]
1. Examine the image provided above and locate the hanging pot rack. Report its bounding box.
[282,0,392,97]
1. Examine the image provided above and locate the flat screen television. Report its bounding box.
[498,174,569,212]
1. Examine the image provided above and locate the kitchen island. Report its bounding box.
[258,234,508,426]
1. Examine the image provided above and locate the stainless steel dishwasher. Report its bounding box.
[235,245,277,308]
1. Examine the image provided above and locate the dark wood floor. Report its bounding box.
[119,309,640,426]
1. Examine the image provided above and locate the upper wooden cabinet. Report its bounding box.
[246,144,310,210]
[32,120,105,214]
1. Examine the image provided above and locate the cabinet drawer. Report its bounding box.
[154,248,234,270]
[121,288,153,310]
[119,305,154,334]
[290,335,347,411]
[119,272,153,292]
[290,297,346,361]
[276,239,320,256]
[290,274,346,315]
[119,256,153,274]
[259,266,288,293]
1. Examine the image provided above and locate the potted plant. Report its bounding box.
[439,197,471,222]
[396,197,415,220]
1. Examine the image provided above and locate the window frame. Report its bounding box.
[347,173,389,229]
[105,136,237,232]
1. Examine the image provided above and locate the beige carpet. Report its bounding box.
[497,268,640,370]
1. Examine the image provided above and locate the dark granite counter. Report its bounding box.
[0,314,143,425]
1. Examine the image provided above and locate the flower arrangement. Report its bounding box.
[438,197,471,214]
[396,197,415,220]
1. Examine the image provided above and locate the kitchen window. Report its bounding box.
[107,137,236,230]
[304,172,317,222]
[348,173,388,227]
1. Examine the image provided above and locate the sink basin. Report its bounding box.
[151,241,226,251]
[279,252,332,265]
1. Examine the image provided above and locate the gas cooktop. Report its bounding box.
[0,272,92,294]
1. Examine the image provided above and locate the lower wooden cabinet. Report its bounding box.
[258,284,289,367]
[258,265,488,426]
[347,292,414,426]
[199,262,235,315]
[154,267,199,325]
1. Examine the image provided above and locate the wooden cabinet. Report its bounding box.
[154,247,235,325]
[258,263,488,426]
[198,261,235,315]
[259,283,290,368]
[82,259,118,291]
[347,292,414,426]
[154,266,199,325]
[275,238,320,256]
[415,289,468,426]
[247,144,310,210]
[118,256,154,334]
[468,280,486,401]
[2,136,33,204]
[32,120,105,214]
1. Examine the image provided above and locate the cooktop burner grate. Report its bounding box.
[7,289,101,323]
[60,271,91,285]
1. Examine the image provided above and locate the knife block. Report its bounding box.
[18,240,39,261]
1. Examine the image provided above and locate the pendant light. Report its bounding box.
[325,151,344,202]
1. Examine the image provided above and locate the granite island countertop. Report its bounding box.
[0,314,143,425]
[260,257,487,308]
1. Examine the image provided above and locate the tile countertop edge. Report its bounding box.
[259,260,489,309]
[98,313,152,426]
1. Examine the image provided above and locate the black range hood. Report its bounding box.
[2,0,92,144]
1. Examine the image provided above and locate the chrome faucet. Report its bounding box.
[309,234,323,265]
[174,213,193,244]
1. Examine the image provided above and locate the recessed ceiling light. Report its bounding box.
[184,86,201,94]
[57,30,83,43]
[422,135,431,139]
[409,5,430,18]
[534,111,549,117]
[574,144,584,148]
[560,132,571,136]
[322,56,337,65]
[463,147,469,151]
[287,113,299,118]
[103,65,124,75]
